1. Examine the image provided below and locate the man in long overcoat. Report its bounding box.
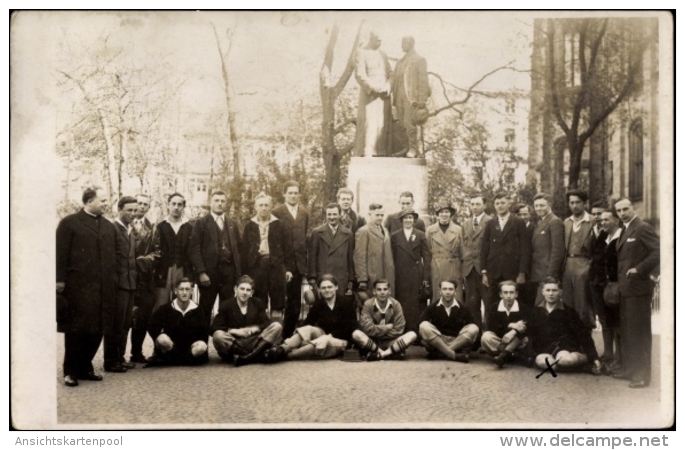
[531,193,565,306]
[354,203,395,297]
[426,198,464,304]
[391,209,431,332]
[462,193,492,330]
[307,203,354,296]
[56,187,117,387]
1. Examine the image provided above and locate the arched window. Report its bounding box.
[629,120,643,200]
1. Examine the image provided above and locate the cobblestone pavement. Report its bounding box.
[56,333,668,428]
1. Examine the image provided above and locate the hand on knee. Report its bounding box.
[191,341,208,357]
[535,354,552,369]
[156,334,174,353]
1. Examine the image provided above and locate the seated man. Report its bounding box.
[352,279,417,361]
[264,274,357,362]
[146,277,208,366]
[529,277,602,375]
[210,275,283,367]
[418,280,479,363]
[481,280,532,368]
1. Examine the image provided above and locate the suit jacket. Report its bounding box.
[114,220,138,290]
[383,212,426,235]
[563,215,595,260]
[210,297,272,334]
[391,228,431,293]
[152,219,193,287]
[616,217,660,297]
[307,224,354,290]
[242,217,295,273]
[393,48,430,106]
[340,209,366,236]
[462,213,493,277]
[358,297,406,340]
[189,213,242,278]
[531,213,566,282]
[589,229,609,284]
[480,215,531,280]
[354,224,395,292]
[272,203,309,275]
[56,210,117,334]
[132,217,156,286]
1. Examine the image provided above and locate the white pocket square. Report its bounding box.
[627,238,636,242]
[541,231,546,234]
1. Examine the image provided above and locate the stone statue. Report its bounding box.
[392,36,431,158]
[354,32,393,157]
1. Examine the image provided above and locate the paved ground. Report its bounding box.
[55,330,670,428]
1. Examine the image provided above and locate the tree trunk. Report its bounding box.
[213,24,240,179]
[96,109,119,200]
[567,141,583,189]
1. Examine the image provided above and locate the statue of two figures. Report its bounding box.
[354,34,431,158]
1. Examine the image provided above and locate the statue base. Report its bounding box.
[346,156,429,222]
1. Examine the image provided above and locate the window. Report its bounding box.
[504,129,516,150]
[505,98,516,114]
[188,177,208,194]
[629,120,644,200]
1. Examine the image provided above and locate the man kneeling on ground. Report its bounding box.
[530,277,602,375]
[481,280,532,368]
[352,279,417,361]
[264,274,357,362]
[418,279,479,363]
[211,275,283,367]
[146,277,208,366]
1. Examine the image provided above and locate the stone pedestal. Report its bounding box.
[346,157,429,220]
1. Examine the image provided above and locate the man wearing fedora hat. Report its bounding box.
[391,208,431,332]
[383,191,426,235]
[354,203,395,299]
[425,198,464,303]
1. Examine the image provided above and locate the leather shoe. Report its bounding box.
[263,346,287,363]
[366,352,381,362]
[121,361,136,369]
[629,380,649,389]
[130,354,148,364]
[454,352,469,363]
[78,372,103,381]
[64,375,78,387]
[104,364,128,373]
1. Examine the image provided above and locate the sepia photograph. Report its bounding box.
[9,10,673,430]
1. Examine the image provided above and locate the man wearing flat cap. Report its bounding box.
[425,198,464,303]
[391,208,431,332]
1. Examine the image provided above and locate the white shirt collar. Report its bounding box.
[623,215,637,229]
[403,228,413,240]
[83,209,98,218]
[497,299,520,316]
[172,298,199,316]
[474,212,485,222]
[115,218,131,233]
[163,215,188,225]
[438,298,459,315]
[252,214,278,225]
[374,298,392,314]
[606,228,622,244]
[569,211,591,223]
[329,224,339,234]
[211,212,225,222]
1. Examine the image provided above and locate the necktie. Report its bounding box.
[473,217,479,228]
[379,225,385,237]
[216,216,224,231]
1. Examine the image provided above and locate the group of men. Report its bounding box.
[56,183,659,390]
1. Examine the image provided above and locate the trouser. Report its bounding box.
[213,322,283,361]
[396,96,418,154]
[351,329,417,355]
[519,280,537,309]
[63,333,102,377]
[464,270,490,331]
[562,258,595,328]
[198,262,237,324]
[620,295,652,383]
[481,331,528,355]
[104,289,135,367]
[419,321,479,356]
[283,270,304,338]
[153,264,185,313]
[535,351,588,370]
[130,284,155,357]
[250,256,286,311]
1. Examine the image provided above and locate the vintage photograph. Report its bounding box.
[10,10,673,429]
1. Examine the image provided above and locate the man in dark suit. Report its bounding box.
[272,181,309,338]
[57,186,117,387]
[383,191,426,235]
[242,193,294,320]
[105,196,138,373]
[480,192,531,315]
[211,275,283,366]
[189,190,242,324]
[513,203,537,306]
[337,187,366,236]
[530,193,565,306]
[129,193,158,364]
[462,193,492,330]
[152,193,193,312]
[613,198,660,388]
[307,203,354,296]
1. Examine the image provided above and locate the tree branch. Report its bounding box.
[332,21,365,97]
[334,117,356,135]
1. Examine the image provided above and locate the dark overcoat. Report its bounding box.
[271,204,309,275]
[307,224,354,294]
[189,213,242,280]
[391,227,431,332]
[56,210,117,334]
